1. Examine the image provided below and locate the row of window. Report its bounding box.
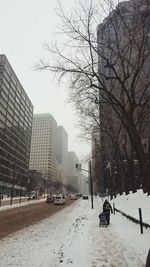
[1,67,33,112]
[1,83,33,119]
[0,117,32,147]
[0,139,29,166]
[0,120,31,152]
[0,89,32,127]
[0,131,30,159]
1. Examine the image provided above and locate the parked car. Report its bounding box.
[54,195,65,205]
[82,195,88,200]
[76,193,82,197]
[46,196,53,203]
[70,194,77,200]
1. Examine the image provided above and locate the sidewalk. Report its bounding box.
[0,194,149,266]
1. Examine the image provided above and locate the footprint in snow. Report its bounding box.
[66,259,73,264]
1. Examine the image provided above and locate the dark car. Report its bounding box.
[46,196,53,203]
[82,195,88,199]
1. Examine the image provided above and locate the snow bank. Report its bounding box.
[110,189,150,224]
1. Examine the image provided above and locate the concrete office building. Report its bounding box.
[56,126,68,192]
[29,113,57,182]
[97,0,150,154]
[97,0,150,192]
[78,173,89,195]
[0,55,33,195]
[67,151,79,193]
[56,126,68,172]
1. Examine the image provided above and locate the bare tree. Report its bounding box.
[38,0,150,194]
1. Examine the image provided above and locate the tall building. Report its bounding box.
[97,0,150,153]
[0,55,33,195]
[97,0,150,192]
[56,126,68,172]
[56,126,68,192]
[29,113,57,182]
[67,151,79,193]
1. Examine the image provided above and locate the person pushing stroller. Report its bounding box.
[103,199,113,225]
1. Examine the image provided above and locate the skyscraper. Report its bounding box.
[56,125,68,192]
[0,55,33,195]
[56,126,68,171]
[97,0,150,193]
[29,113,57,181]
[67,151,79,193]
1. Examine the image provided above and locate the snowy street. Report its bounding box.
[0,192,149,267]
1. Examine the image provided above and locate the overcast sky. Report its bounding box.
[0,0,93,160]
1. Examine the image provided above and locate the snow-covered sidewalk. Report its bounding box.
[0,194,149,267]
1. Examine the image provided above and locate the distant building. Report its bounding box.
[29,113,57,182]
[56,126,68,174]
[67,151,79,193]
[56,126,68,193]
[78,173,89,195]
[0,54,33,195]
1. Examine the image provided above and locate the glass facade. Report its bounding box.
[0,55,33,194]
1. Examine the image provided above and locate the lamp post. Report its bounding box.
[10,164,15,205]
[0,188,1,207]
[19,184,22,204]
[89,160,94,209]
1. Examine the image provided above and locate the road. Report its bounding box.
[0,198,73,239]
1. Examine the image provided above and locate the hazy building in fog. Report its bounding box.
[78,173,89,195]
[56,126,68,173]
[67,151,79,193]
[29,113,57,181]
[0,54,33,195]
[56,126,68,192]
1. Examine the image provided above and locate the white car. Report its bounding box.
[54,195,65,205]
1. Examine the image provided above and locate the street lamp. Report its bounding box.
[75,161,94,209]
[10,164,16,205]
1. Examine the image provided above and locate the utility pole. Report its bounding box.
[0,188,1,207]
[10,164,15,205]
[89,160,94,209]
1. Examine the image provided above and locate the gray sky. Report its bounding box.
[0,0,91,160]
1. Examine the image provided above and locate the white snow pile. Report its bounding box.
[111,189,150,224]
[0,189,149,267]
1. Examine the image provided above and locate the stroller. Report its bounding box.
[98,212,108,227]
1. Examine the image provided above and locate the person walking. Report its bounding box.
[103,199,113,225]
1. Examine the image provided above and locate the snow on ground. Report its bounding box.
[111,189,150,224]
[0,198,45,212]
[0,190,149,267]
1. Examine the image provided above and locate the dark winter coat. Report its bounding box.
[103,200,113,213]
